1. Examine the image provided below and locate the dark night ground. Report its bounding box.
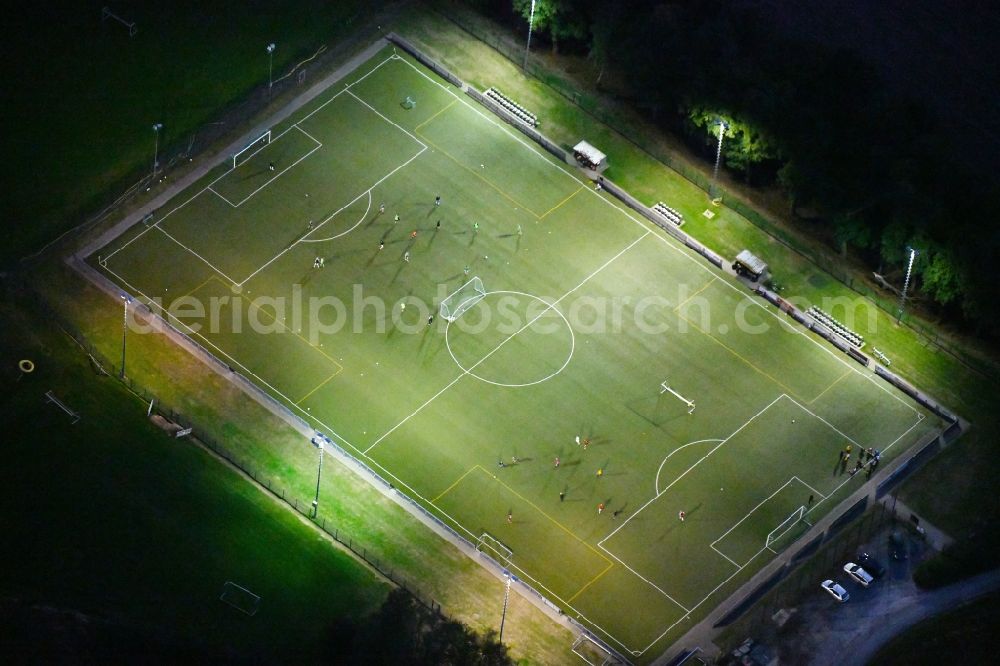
[741,0,1000,172]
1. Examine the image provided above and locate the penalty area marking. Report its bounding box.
[444,291,575,388]
[300,189,372,243]
[654,439,723,495]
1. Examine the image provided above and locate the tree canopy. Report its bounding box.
[475,0,1000,332]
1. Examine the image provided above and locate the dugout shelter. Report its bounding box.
[733,249,768,282]
[573,141,607,171]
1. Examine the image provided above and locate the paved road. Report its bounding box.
[811,567,1000,666]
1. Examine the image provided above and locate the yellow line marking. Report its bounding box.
[673,277,718,312]
[675,310,798,398]
[432,465,480,502]
[567,562,614,603]
[250,302,345,372]
[809,368,852,404]
[416,132,541,218]
[178,275,220,301]
[205,275,344,375]
[472,465,613,565]
[296,370,340,405]
[538,186,584,220]
[415,99,458,132]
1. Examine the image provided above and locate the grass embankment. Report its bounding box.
[0,290,388,660]
[35,262,576,665]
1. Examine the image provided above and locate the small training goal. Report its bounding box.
[440,277,486,322]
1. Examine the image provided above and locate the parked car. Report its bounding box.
[856,552,886,578]
[843,562,875,587]
[821,579,850,602]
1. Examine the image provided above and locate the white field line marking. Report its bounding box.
[592,394,787,619]
[108,265,637,657]
[793,474,828,501]
[710,477,801,560]
[238,145,426,286]
[785,393,863,448]
[345,89,428,150]
[106,52,932,656]
[100,222,162,265]
[110,55,397,277]
[295,54,397,126]
[210,127,323,209]
[300,189,372,243]
[98,60,639,653]
[654,439,723,495]
[362,231,650,455]
[207,185,237,207]
[710,544,741,569]
[805,413,924,517]
[394,52,924,421]
[599,548,690,614]
[600,394,786,546]
[152,226,240,285]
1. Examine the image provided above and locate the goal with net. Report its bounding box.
[476,532,513,566]
[232,129,272,169]
[765,505,805,550]
[440,277,486,322]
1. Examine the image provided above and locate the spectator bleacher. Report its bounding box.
[807,306,865,349]
[484,88,538,127]
[652,201,684,227]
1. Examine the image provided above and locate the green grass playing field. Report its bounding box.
[92,47,940,657]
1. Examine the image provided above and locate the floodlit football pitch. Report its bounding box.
[93,47,940,658]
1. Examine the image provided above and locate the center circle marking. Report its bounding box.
[445,290,575,387]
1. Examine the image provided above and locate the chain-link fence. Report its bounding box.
[430,0,998,382]
[27,283,444,616]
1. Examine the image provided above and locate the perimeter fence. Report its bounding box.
[428,0,999,381]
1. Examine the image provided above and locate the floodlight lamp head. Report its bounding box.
[152,123,163,132]
[121,293,131,303]
[266,43,276,53]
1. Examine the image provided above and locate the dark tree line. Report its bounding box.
[472,0,1000,334]
[324,588,514,665]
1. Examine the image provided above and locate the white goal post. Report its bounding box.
[233,129,272,168]
[660,380,695,414]
[440,277,486,322]
[765,505,806,549]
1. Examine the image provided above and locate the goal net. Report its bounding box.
[440,277,486,322]
[765,505,806,550]
[233,129,272,168]
[476,532,513,566]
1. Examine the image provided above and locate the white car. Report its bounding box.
[843,562,874,587]
[821,579,850,602]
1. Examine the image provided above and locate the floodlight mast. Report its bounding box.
[499,570,513,643]
[120,293,132,380]
[151,123,163,180]
[709,119,727,200]
[522,0,536,70]
[896,247,918,324]
[312,436,324,517]
[266,43,276,98]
